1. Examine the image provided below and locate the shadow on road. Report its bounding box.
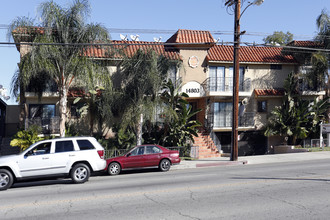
[11,169,162,189]
[12,178,73,189]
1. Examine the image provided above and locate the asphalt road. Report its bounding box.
[1,159,330,220]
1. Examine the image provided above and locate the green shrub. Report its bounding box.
[10,125,43,151]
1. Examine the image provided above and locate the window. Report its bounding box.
[130,146,145,156]
[209,66,225,91]
[213,102,232,127]
[55,140,74,153]
[146,146,162,154]
[270,64,282,70]
[28,142,51,156]
[29,104,55,119]
[229,67,245,91]
[258,101,267,112]
[77,140,95,150]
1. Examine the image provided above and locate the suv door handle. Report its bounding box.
[69,155,76,157]
[42,157,49,160]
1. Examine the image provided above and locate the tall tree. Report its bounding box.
[316,8,330,49]
[9,0,110,137]
[118,49,172,145]
[315,9,330,99]
[263,31,294,46]
[265,72,309,145]
[161,79,201,147]
[265,72,330,144]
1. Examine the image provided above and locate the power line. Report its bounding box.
[1,24,329,41]
[0,40,329,52]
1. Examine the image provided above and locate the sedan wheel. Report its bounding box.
[108,162,121,175]
[70,163,90,184]
[0,169,14,191]
[159,159,171,172]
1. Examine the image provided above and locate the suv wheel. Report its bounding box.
[70,163,90,184]
[0,169,14,191]
[108,162,121,175]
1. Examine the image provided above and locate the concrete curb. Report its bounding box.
[196,160,247,167]
[172,151,330,170]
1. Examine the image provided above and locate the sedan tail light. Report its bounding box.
[97,150,104,159]
[171,152,179,157]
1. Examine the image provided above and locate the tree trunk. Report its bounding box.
[136,113,143,145]
[59,86,68,137]
[19,85,27,130]
[90,105,94,136]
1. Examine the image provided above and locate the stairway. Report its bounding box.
[193,132,222,159]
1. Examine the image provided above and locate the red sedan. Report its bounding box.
[106,145,181,175]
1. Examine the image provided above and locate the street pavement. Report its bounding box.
[172,151,330,170]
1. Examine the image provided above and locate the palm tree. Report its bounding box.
[316,9,330,49]
[265,72,307,145]
[9,0,110,137]
[315,9,330,120]
[265,72,330,145]
[118,49,173,145]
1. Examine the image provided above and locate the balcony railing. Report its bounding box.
[202,77,251,93]
[25,116,60,134]
[213,112,255,128]
[298,78,325,92]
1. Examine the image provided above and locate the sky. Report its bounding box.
[0,0,329,105]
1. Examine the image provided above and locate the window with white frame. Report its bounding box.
[229,67,245,91]
[209,66,225,91]
[213,102,232,127]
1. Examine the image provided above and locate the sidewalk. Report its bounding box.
[172,151,330,170]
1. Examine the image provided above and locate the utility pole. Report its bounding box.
[230,0,241,161]
[226,0,264,161]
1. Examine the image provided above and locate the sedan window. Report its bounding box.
[146,146,162,154]
[130,146,145,156]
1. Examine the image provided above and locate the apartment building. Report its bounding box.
[12,28,324,157]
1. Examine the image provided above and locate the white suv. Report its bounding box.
[0,136,106,190]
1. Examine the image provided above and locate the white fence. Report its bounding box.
[310,139,329,149]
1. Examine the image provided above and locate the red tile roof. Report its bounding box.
[84,40,181,60]
[166,29,215,46]
[286,40,324,48]
[254,89,285,97]
[207,45,297,63]
[68,88,102,98]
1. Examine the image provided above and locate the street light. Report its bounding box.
[225,0,264,161]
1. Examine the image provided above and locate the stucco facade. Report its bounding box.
[12,28,324,156]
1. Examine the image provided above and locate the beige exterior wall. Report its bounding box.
[253,97,283,130]
[247,64,295,89]
[178,49,208,85]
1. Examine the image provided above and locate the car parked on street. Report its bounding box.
[106,145,180,175]
[0,137,106,191]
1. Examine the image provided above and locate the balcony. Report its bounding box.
[25,116,60,135]
[298,78,326,95]
[212,112,255,129]
[202,77,252,96]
